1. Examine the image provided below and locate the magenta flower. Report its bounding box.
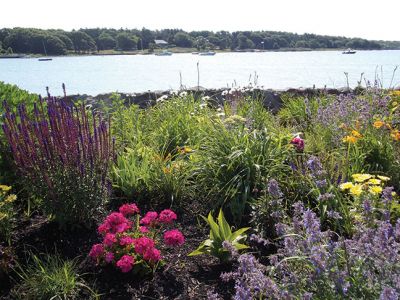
[89,244,104,259]
[291,136,305,152]
[119,203,140,216]
[98,222,110,235]
[133,237,155,255]
[103,233,117,247]
[140,211,158,226]
[163,229,185,246]
[105,252,114,263]
[119,236,135,246]
[159,209,177,224]
[139,226,149,233]
[105,212,131,233]
[116,255,135,273]
[143,247,161,262]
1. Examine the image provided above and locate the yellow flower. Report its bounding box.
[0,212,8,220]
[352,173,372,182]
[390,90,400,97]
[162,167,172,174]
[377,175,390,181]
[351,130,362,138]
[350,184,363,196]
[370,186,383,195]
[367,178,381,185]
[343,135,357,143]
[5,194,17,203]
[0,185,11,192]
[373,120,385,129]
[340,182,354,190]
[391,129,400,141]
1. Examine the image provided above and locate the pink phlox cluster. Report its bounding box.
[291,136,305,152]
[159,209,177,224]
[164,229,185,246]
[116,255,135,273]
[140,211,158,226]
[119,203,140,216]
[89,244,104,259]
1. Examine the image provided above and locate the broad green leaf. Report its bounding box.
[230,227,250,242]
[217,209,232,238]
[207,212,221,241]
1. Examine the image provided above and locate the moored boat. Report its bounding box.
[342,48,356,54]
[199,51,216,56]
[155,50,173,56]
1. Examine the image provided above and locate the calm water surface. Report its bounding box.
[0,50,399,96]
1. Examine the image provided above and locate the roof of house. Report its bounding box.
[154,39,168,45]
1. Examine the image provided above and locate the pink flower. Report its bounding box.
[103,233,117,247]
[139,226,149,233]
[163,229,185,246]
[119,236,135,246]
[98,222,110,235]
[105,252,114,263]
[140,211,158,226]
[105,212,131,233]
[158,209,177,224]
[89,244,104,259]
[119,203,140,216]
[291,136,305,152]
[133,237,155,255]
[143,247,161,262]
[116,255,135,273]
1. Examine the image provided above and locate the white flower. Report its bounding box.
[221,90,228,96]
[199,103,207,109]
[179,91,188,97]
[216,107,223,112]
[202,96,210,101]
[216,112,225,117]
[156,95,168,102]
[170,90,178,95]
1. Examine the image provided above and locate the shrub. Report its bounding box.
[2,97,114,227]
[89,203,184,275]
[0,184,16,244]
[12,253,98,300]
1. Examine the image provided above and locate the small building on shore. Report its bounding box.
[154,40,169,48]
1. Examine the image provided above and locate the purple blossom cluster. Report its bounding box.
[2,96,114,225]
[222,199,400,299]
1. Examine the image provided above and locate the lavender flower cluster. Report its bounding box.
[218,199,400,300]
[2,97,114,225]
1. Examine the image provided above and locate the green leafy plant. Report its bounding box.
[188,209,250,262]
[0,184,16,245]
[12,253,98,300]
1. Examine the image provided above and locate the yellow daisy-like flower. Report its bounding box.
[367,178,381,185]
[373,120,385,129]
[340,182,354,190]
[352,173,372,182]
[377,175,390,181]
[0,185,11,191]
[391,130,400,141]
[5,194,17,203]
[343,135,357,143]
[0,212,8,220]
[351,130,362,138]
[370,186,383,195]
[350,184,363,196]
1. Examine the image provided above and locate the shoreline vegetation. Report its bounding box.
[1,27,400,57]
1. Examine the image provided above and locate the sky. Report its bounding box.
[1,0,399,41]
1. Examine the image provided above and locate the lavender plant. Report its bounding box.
[2,96,114,227]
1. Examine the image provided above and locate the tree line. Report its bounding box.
[1,27,399,55]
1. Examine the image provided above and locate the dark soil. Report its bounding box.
[0,205,235,299]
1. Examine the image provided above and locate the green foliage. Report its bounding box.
[0,185,16,245]
[193,118,290,223]
[12,253,98,300]
[116,32,138,51]
[188,209,250,262]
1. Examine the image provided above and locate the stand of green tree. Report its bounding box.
[1,27,399,55]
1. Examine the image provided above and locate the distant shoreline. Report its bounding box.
[1,47,400,59]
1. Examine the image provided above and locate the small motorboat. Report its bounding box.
[199,51,216,56]
[38,58,53,61]
[342,48,356,54]
[155,50,173,56]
